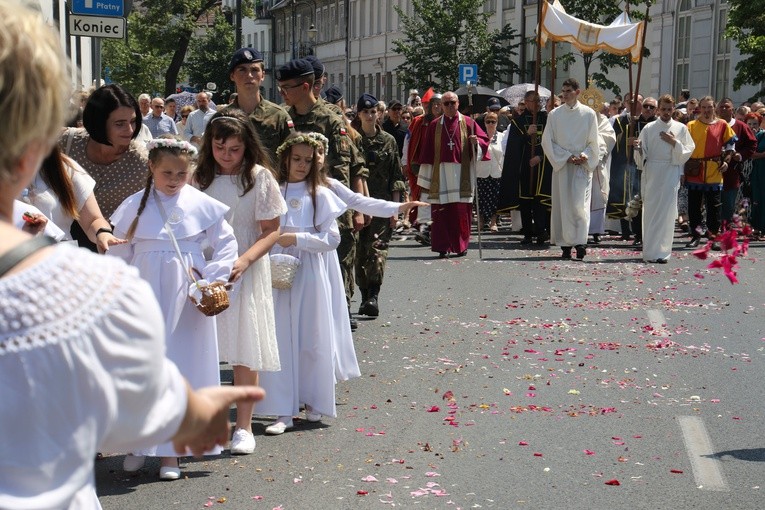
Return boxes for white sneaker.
[159,466,181,480]
[265,417,293,435]
[230,428,256,454]
[122,454,145,472]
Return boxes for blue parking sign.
[70,0,124,17]
[458,64,478,85]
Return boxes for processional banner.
[539,0,645,62]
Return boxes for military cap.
[275,59,314,81]
[325,86,343,105]
[357,93,378,112]
[304,55,325,79]
[228,48,264,74]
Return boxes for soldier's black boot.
[359,285,380,317]
[358,288,369,315]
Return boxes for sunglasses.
[643,104,656,109]
[485,120,497,124]
[181,115,188,119]
[345,112,356,119]
[442,100,457,106]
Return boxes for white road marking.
[677,416,729,491]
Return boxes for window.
[483,0,496,13]
[339,3,345,40]
[330,4,337,39]
[674,0,691,92]
[503,0,515,8]
[714,9,731,98]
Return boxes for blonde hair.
[0,0,70,179]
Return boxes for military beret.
[275,59,314,82]
[388,99,403,110]
[228,48,264,74]
[357,93,379,112]
[325,86,343,105]
[304,55,325,79]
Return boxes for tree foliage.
[103,0,253,98]
[186,14,236,97]
[725,0,765,100]
[392,0,521,91]
[544,0,650,96]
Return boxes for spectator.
[0,2,264,506]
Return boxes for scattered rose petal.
[518,441,529,446]
[605,479,621,486]
[362,475,378,482]
[533,452,543,457]
[425,471,440,477]
[426,406,440,412]
[357,490,369,496]
[670,469,684,474]
[584,449,596,456]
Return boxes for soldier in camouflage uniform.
[276,59,368,330]
[224,48,294,167]
[352,94,406,317]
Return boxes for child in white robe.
[109,138,238,480]
[195,111,286,454]
[257,133,350,434]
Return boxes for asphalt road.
[97,226,765,509]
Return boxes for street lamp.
[306,23,317,55]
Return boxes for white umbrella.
[499,83,552,107]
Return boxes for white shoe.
[230,428,256,454]
[265,417,293,435]
[122,454,145,472]
[304,405,321,422]
[159,466,181,481]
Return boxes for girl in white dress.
[195,111,286,454]
[109,138,238,480]
[257,133,350,435]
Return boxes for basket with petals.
[189,268,230,316]
[270,253,301,289]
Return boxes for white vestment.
[637,118,695,261]
[541,101,600,246]
[590,113,617,234]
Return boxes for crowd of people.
[3,1,764,506]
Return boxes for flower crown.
[146,138,198,156]
[304,132,329,154]
[275,134,324,158]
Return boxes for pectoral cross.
[447,140,455,150]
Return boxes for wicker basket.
[270,253,301,290]
[189,268,230,316]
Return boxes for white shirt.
[0,245,187,509]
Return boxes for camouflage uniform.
[225,98,294,166]
[286,100,368,307]
[355,126,405,316]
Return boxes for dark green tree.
[186,13,236,96]
[725,0,765,100]
[103,0,253,97]
[392,0,521,91]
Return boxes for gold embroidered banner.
[540,0,645,62]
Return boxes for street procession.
[3,0,765,508]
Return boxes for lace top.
[0,244,187,508]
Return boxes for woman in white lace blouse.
[0,3,263,508]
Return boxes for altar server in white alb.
[636,94,695,263]
[541,78,600,260]
[589,108,616,244]
[110,138,238,480]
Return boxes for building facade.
[244,0,760,106]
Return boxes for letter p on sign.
[458,64,478,86]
